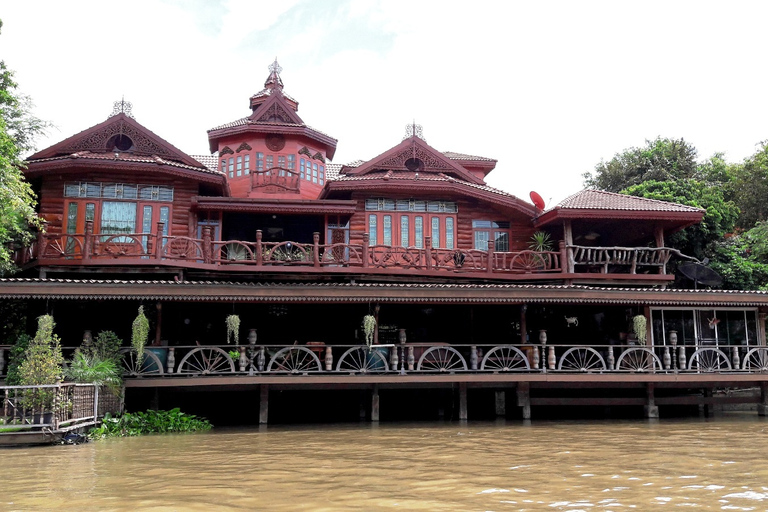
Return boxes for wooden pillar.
[563,220,574,273]
[458,383,468,420]
[517,382,531,420]
[644,306,652,347]
[758,383,768,416]
[371,385,380,422]
[373,304,380,346]
[654,224,665,247]
[154,302,163,346]
[520,305,528,343]
[702,388,714,418]
[495,390,506,417]
[644,383,659,418]
[758,311,767,347]
[150,388,160,411]
[259,385,269,424]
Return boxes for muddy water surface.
[3,415,768,511]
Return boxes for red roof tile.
[553,189,704,213]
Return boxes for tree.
[730,142,768,229]
[621,180,739,260]
[583,137,699,192]
[0,19,47,274]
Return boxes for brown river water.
[2,415,768,511]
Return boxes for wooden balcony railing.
[19,222,692,279]
[14,342,757,378]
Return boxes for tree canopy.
[0,19,47,274]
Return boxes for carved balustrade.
[30,226,694,280]
[95,342,768,379]
[251,168,300,193]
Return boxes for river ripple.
[2,415,768,511]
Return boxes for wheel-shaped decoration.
[557,347,607,372]
[336,347,389,373]
[510,251,546,273]
[176,347,235,375]
[615,347,662,372]
[481,346,531,371]
[742,347,768,372]
[417,346,467,372]
[99,235,144,257]
[267,347,322,373]
[119,348,164,376]
[688,347,731,372]
[223,242,251,261]
[165,237,200,259]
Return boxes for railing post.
[167,347,176,373]
[313,232,320,267]
[83,220,94,261]
[486,239,494,274]
[559,240,567,273]
[93,384,100,420]
[425,236,433,270]
[256,230,263,266]
[362,233,370,268]
[155,222,165,260]
[202,226,212,264]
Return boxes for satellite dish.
[530,191,545,210]
[678,262,723,289]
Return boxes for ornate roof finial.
[403,121,425,142]
[109,96,134,119]
[264,58,284,92]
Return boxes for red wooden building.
[2,61,767,422]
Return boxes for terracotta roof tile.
[553,189,704,213]
[29,151,223,176]
[192,154,220,172]
[442,151,496,162]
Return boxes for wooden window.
[473,220,510,251]
[400,216,409,247]
[368,215,377,245]
[319,165,325,185]
[228,158,234,178]
[220,159,227,174]
[266,155,274,173]
[415,216,423,248]
[446,217,454,249]
[236,156,243,177]
[312,163,318,184]
[431,217,440,248]
[383,215,392,246]
[101,201,137,236]
[300,158,306,180]
[256,152,264,171]
[287,154,296,171]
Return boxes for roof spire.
[403,121,425,142]
[109,96,134,119]
[264,58,284,92]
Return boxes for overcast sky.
[3,1,767,205]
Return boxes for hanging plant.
[226,314,240,345]
[632,315,647,344]
[362,314,376,349]
[132,306,150,365]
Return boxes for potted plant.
[226,314,240,345]
[132,306,150,365]
[362,314,376,349]
[529,231,553,252]
[633,315,647,345]
[17,315,64,422]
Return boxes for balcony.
[18,222,692,284]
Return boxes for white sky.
[3,0,767,206]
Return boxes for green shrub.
[65,352,122,396]
[89,408,212,439]
[4,333,31,386]
[83,330,123,363]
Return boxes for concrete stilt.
[259,384,269,424]
[150,388,160,411]
[644,383,659,419]
[459,383,468,420]
[371,385,380,422]
[495,390,506,417]
[517,382,531,420]
[702,388,714,418]
[359,391,367,420]
[759,383,768,417]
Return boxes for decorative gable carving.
[299,146,312,157]
[63,118,169,157]
[377,145,453,171]
[256,103,294,124]
[220,146,234,156]
[236,142,252,152]
[312,151,325,162]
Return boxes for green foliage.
[622,180,739,260]
[0,20,48,275]
[228,349,240,360]
[706,225,768,291]
[583,137,698,192]
[131,306,150,364]
[225,314,240,345]
[17,315,63,410]
[362,315,376,348]
[88,408,212,439]
[529,231,553,252]
[731,142,768,228]
[83,330,123,363]
[4,333,30,386]
[64,352,122,396]
[632,315,647,344]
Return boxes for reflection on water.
[3,414,768,511]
